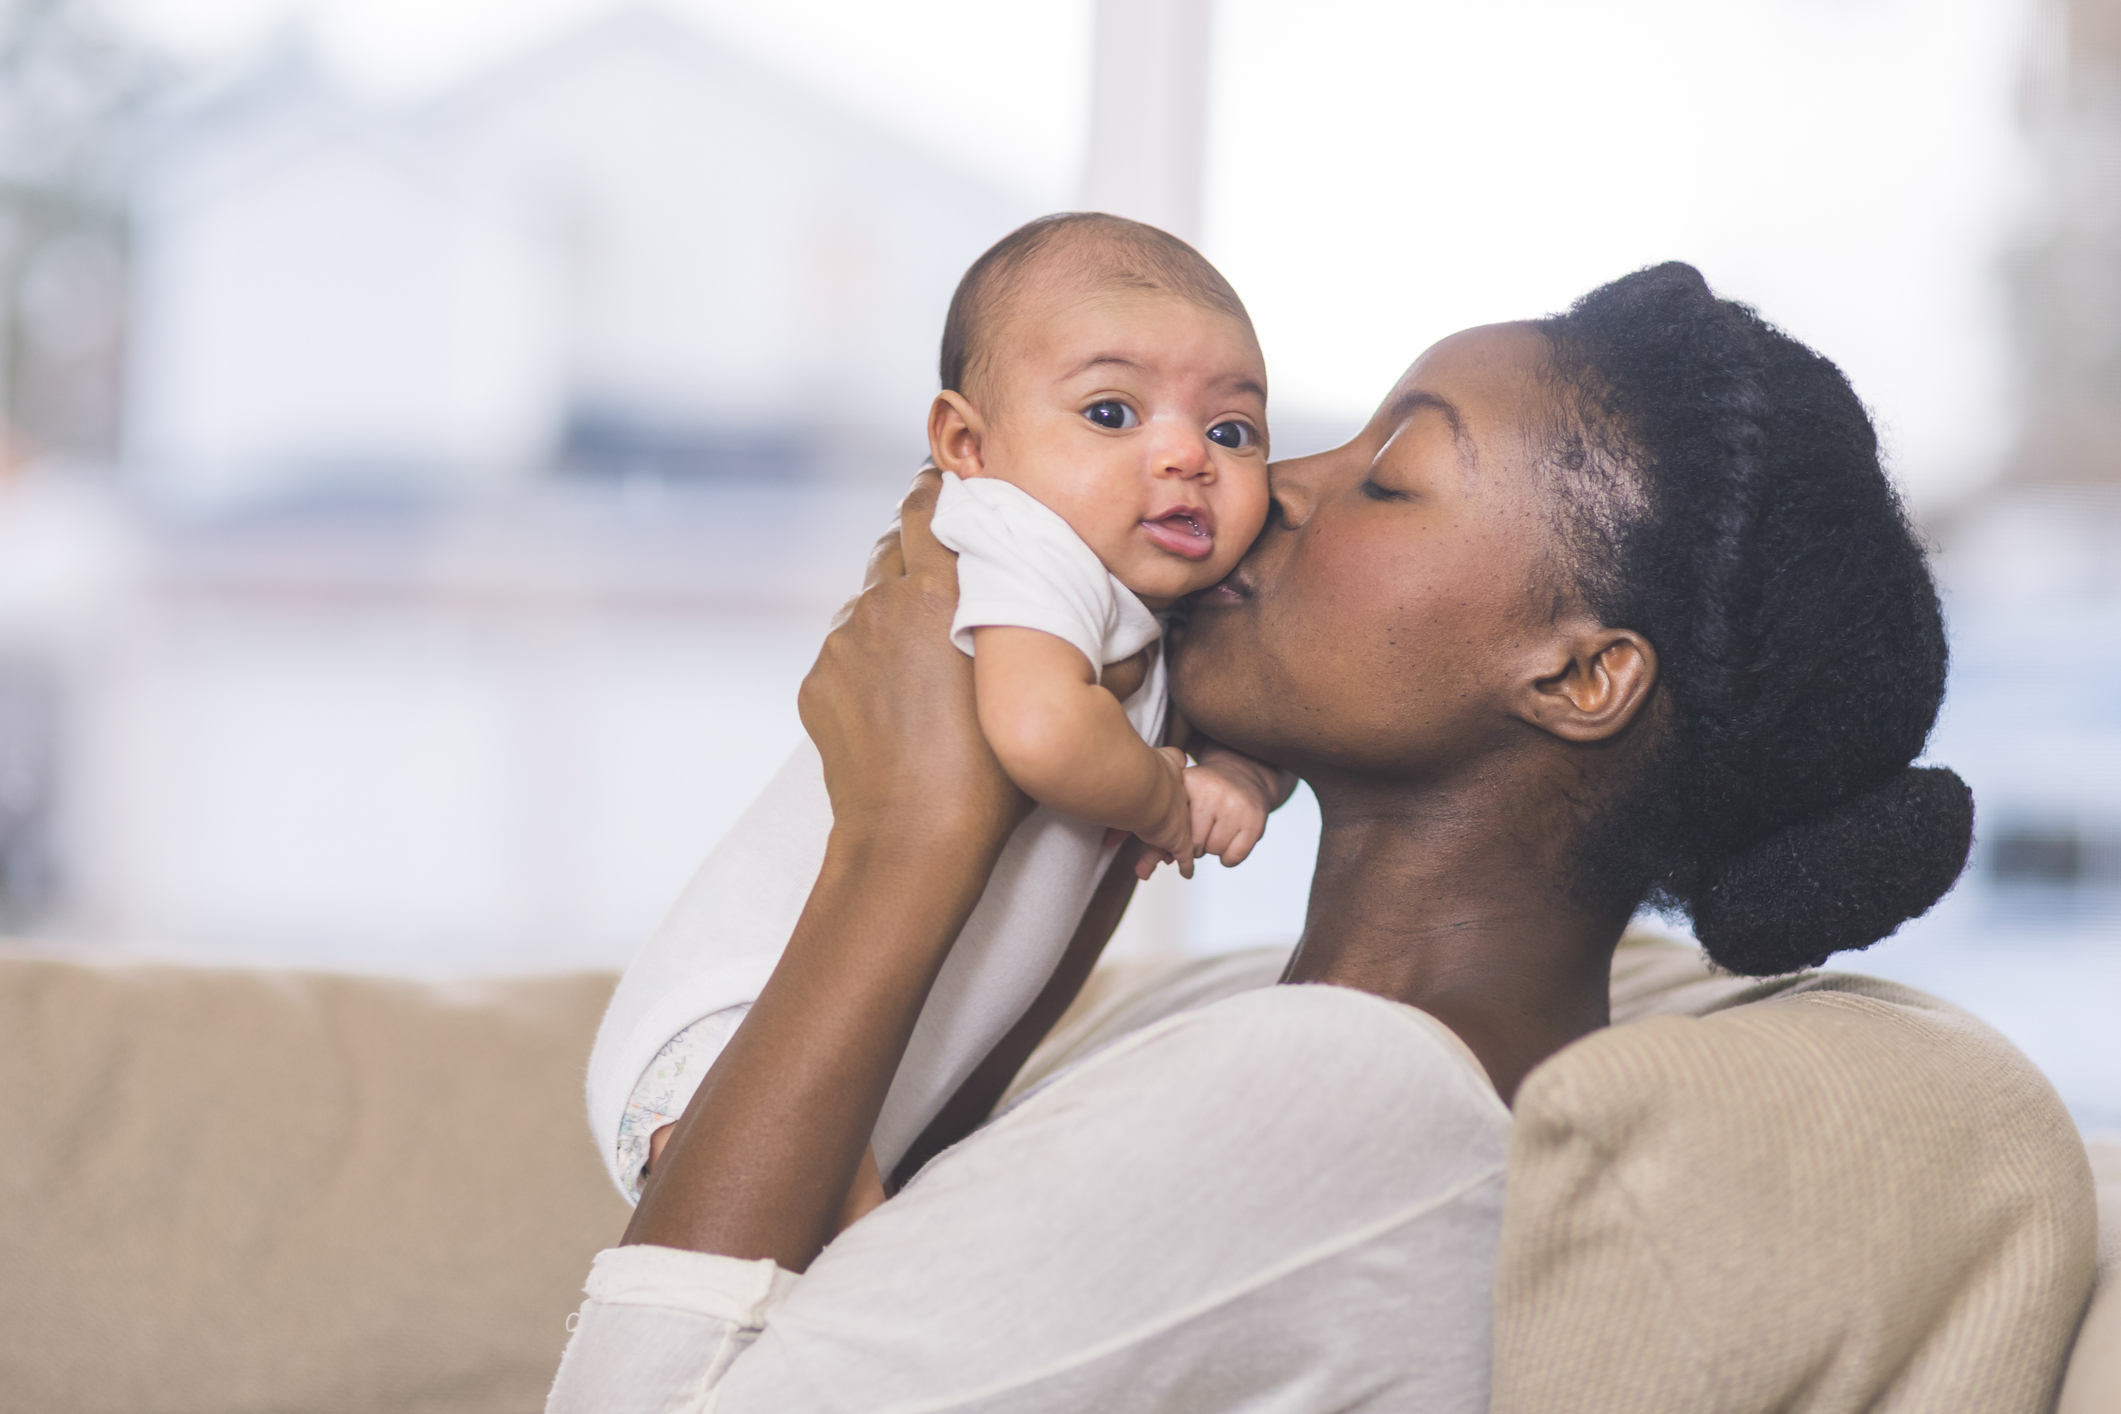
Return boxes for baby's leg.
[591,751,1130,1199]
[586,742,832,1200]
[616,1005,749,1203]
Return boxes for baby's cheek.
[1225,474,1272,545]
[1217,506,1271,575]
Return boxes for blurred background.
[0,0,2114,1123]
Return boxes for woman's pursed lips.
[1199,565,1254,603]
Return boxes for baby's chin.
[1112,556,1244,610]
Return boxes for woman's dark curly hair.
[1539,262,1974,976]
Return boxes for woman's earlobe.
[1522,628,1657,743]
[927,391,986,477]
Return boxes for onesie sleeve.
[930,472,1161,677]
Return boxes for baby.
[585,214,1293,1206]
[927,214,1289,882]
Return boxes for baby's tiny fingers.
[1219,823,1265,867]
[1194,810,1237,859]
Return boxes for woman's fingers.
[862,516,905,592]
[851,465,939,598]
[833,474,922,626]
[834,470,938,628]
[799,464,1025,852]
[833,528,903,631]
[895,468,951,581]
[1218,823,1263,867]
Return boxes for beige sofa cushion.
[2058,1141,2121,1413]
[0,952,630,1414]
[1493,957,2098,1413]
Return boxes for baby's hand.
[1184,760,1273,868]
[1134,746,1293,879]
[1131,752,1285,881]
[1134,745,1197,879]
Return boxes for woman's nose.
[1265,455,1322,529]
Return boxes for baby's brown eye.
[1085,401,1138,430]
[1207,421,1255,450]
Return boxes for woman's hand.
[803,470,1030,852]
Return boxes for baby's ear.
[928,391,986,476]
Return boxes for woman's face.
[1170,322,1571,780]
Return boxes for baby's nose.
[1153,430,1215,479]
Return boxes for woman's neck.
[1284,769,1627,1105]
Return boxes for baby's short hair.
[939,213,1256,404]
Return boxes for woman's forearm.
[622,813,1008,1270]
[620,467,1020,1273]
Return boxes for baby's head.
[928,214,1270,610]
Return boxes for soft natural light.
[113,0,2022,507]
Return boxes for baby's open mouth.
[1142,510,1215,561]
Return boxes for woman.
[546,263,1974,1411]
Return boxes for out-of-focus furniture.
[0,955,630,1414]
[2061,1142,2121,1413]
[1493,941,2100,1413]
[0,934,2108,1413]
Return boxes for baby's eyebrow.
[1064,354,1147,379]
[1062,356,1267,408]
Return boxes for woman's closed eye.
[1084,399,1139,430]
[1207,420,1259,451]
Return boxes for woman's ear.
[1515,624,1657,743]
[927,391,987,477]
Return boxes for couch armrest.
[1494,969,2096,1414]
[2058,1141,2121,1413]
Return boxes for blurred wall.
[124,8,1026,511]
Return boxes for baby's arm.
[972,626,1195,872]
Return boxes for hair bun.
[1691,766,1975,976]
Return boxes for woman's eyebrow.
[1388,389,1463,436]
[1387,389,1474,466]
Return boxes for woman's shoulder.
[1139,981,1499,1100]
[995,979,1510,1175]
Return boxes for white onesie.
[585,472,1167,1198]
